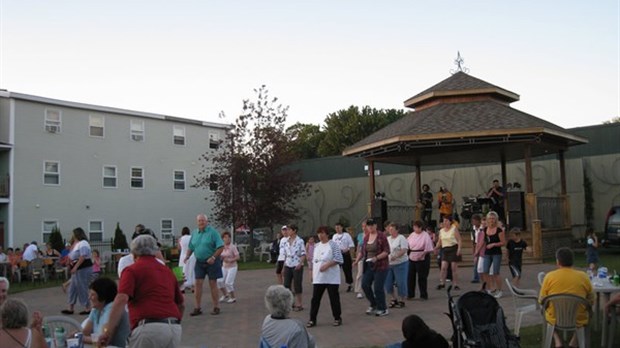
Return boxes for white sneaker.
[219,295,228,302]
[365,307,376,315]
[356,293,364,299]
[494,290,503,299]
[375,309,389,317]
[226,297,236,303]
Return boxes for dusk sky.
[1,1,618,129]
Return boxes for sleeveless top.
[484,227,503,255]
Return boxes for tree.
[49,226,64,253]
[603,116,620,124]
[112,222,129,251]
[318,106,407,156]
[195,85,311,236]
[286,122,325,159]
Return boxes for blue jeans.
[362,262,388,311]
[385,261,408,298]
[472,255,480,281]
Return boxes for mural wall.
[292,153,619,238]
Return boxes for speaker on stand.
[372,198,388,231]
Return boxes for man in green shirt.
[184,214,224,316]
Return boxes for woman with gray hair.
[260,285,315,348]
[0,298,46,348]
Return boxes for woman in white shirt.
[306,226,344,327]
[179,226,196,292]
[385,222,409,308]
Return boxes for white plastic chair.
[540,293,592,348]
[504,278,539,336]
[254,243,272,262]
[537,271,546,286]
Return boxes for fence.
[537,196,564,229]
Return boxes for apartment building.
[0,91,230,248]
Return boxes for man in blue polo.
[184,214,224,316]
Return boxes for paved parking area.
[15,263,555,347]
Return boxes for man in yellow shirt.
[539,247,594,348]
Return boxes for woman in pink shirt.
[406,221,435,300]
[217,231,240,303]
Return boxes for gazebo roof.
[343,72,588,166]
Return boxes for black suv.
[604,206,620,246]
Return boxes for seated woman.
[385,314,449,348]
[82,277,130,347]
[260,284,315,348]
[0,298,46,348]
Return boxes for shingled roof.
[343,72,587,166]
[404,71,519,108]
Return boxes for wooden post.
[368,160,375,216]
[415,163,422,222]
[559,150,567,195]
[531,219,542,261]
[524,145,533,194]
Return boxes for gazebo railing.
[537,196,564,229]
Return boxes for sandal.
[189,308,203,316]
[332,319,342,326]
[397,301,405,308]
[210,307,220,315]
[292,305,304,312]
[306,321,316,328]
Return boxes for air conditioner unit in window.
[45,125,59,133]
[131,134,144,141]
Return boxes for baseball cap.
[281,225,288,230]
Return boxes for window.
[174,170,185,190]
[130,120,145,142]
[209,174,218,191]
[42,220,58,243]
[209,132,221,149]
[131,167,144,189]
[43,161,60,185]
[161,219,173,241]
[173,125,185,145]
[89,115,105,137]
[89,220,103,242]
[45,109,61,133]
[103,166,117,188]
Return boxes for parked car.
[603,206,620,246]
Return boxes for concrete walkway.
[14,262,556,348]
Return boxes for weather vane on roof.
[450,51,469,74]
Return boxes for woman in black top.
[482,211,506,298]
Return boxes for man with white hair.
[184,214,224,316]
[0,276,9,306]
[100,235,184,348]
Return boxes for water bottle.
[42,325,53,348]
[54,327,66,348]
[613,270,620,287]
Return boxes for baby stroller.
[446,286,520,348]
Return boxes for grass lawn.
[7,260,275,295]
[520,246,620,348]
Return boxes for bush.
[49,226,64,253]
[112,222,129,251]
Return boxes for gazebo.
[343,71,588,260]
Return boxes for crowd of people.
[1,190,618,348]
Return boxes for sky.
[0,1,618,130]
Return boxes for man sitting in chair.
[539,247,594,348]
